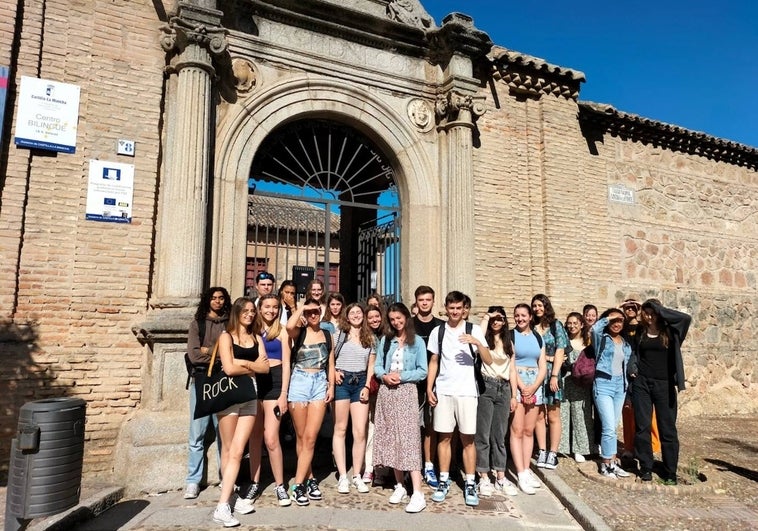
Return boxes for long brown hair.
[565,311,590,346]
[227,297,257,344]
[384,302,417,345]
[338,303,375,348]
[638,299,671,349]
[485,306,513,358]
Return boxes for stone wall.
[0,1,165,478]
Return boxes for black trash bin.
[5,398,86,527]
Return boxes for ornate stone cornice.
[435,89,486,125]
[491,47,585,101]
[160,1,229,73]
[246,0,429,57]
[579,102,758,170]
[427,13,493,66]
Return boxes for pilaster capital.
[435,90,486,125]
[160,2,228,72]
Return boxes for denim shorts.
[334,370,367,403]
[288,368,327,403]
[516,367,544,406]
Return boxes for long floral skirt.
[373,382,422,472]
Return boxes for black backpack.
[184,317,206,390]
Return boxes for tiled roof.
[490,46,585,100]
[579,102,758,170]
[248,195,340,234]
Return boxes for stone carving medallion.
[407,99,434,132]
[231,58,257,94]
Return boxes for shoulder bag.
[193,340,258,419]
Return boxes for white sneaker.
[389,483,407,504]
[183,483,199,499]
[497,478,519,496]
[600,463,618,479]
[517,473,536,495]
[352,475,369,493]
[612,462,630,478]
[527,470,542,488]
[478,478,495,497]
[405,491,426,513]
[212,503,240,527]
[337,475,350,494]
[574,453,586,463]
[234,497,255,515]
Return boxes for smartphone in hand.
[274,405,282,419]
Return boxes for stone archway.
[212,76,441,301]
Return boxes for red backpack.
[571,335,604,388]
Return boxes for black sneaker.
[543,451,559,470]
[306,478,322,500]
[290,483,309,506]
[639,470,653,482]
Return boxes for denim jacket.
[374,336,428,384]
[591,317,633,386]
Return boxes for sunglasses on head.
[256,272,274,281]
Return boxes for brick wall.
[473,79,758,414]
[0,0,165,479]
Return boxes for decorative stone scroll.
[386,0,436,30]
[160,14,229,74]
[435,90,486,125]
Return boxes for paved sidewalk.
[74,472,583,530]
[3,471,585,531]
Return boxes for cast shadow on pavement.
[704,458,758,483]
[72,500,150,530]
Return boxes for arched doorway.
[247,119,400,303]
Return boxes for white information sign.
[14,76,81,153]
[86,160,134,223]
[608,184,635,205]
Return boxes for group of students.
[184,275,690,527]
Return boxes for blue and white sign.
[14,76,81,153]
[86,160,134,223]
[0,66,9,151]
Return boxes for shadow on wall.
[0,321,68,485]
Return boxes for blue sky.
[426,0,758,148]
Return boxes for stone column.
[436,89,485,296]
[153,2,228,312]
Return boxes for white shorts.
[433,394,478,435]
[217,399,257,417]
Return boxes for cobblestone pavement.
[549,415,758,530]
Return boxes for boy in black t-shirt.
[411,285,444,488]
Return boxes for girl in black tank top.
[212,297,269,526]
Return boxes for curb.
[27,486,125,531]
[532,464,612,531]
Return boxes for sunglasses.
[256,272,274,281]
[303,309,321,316]
[490,317,505,323]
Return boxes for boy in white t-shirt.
[426,291,491,507]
